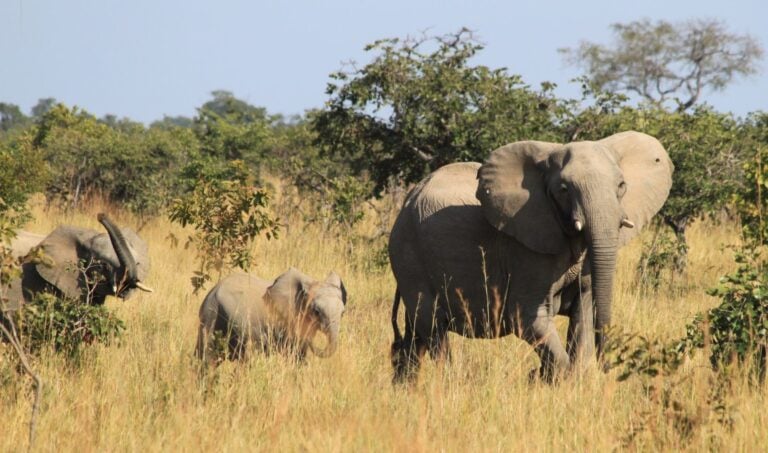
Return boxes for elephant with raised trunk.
[389,131,673,382]
[196,268,347,362]
[2,213,153,313]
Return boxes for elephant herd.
[2,131,673,383]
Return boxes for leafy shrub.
[15,293,126,357]
[702,247,767,379]
[168,161,280,292]
[636,225,689,290]
[735,112,768,245]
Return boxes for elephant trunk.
[309,319,340,358]
[584,209,620,360]
[97,213,138,284]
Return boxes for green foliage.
[611,248,768,381]
[168,161,280,292]
[313,28,564,193]
[0,135,48,232]
[735,112,768,245]
[607,246,766,446]
[33,104,133,209]
[282,155,371,230]
[33,104,197,217]
[637,225,689,290]
[704,248,768,378]
[193,98,273,163]
[0,102,29,132]
[15,293,126,358]
[267,113,373,231]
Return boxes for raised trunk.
[586,217,619,359]
[97,213,137,283]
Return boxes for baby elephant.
[196,268,347,362]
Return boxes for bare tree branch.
[0,318,42,451]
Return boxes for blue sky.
[1,0,766,123]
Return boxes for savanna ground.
[2,195,766,452]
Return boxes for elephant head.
[265,268,347,357]
[33,213,153,304]
[476,131,673,354]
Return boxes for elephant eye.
[618,181,627,196]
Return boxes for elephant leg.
[195,325,208,361]
[391,314,429,384]
[227,333,247,361]
[428,328,451,364]
[566,274,595,371]
[392,288,437,384]
[517,301,570,382]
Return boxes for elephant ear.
[476,141,566,255]
[599,131,674,246]
[35,227,96,300]
[266,268,313,313]
[325,271,347,305]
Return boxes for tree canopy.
[560,19,764,111]
[312,28,565,193]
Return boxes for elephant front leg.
[517,301,570,382]
[565,273,595,371]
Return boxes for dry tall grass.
[2,197,765,452]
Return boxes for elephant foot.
[391,340,422,385]
[528,365,568,385]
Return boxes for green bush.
[169,161,280,292]
[313,28,564,194]
[702,248,767,378]
[15,293,126,358]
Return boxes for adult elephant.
[389,131,673,382]
[2,213,153,314]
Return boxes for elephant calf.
[196,268,347,362]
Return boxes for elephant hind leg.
[195,325,208,361]
[391,315,429,384]
[428,329,451,363]
[227,332,249,361]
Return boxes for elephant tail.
[391,289,403,343]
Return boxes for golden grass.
[2,197,765,452]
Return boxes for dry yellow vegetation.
[2,198,766,452]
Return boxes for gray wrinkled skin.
[389,131,673,383]
[196,268,347,362]
[2,215,152,314]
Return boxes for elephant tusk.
[135,282,154,293]
[620,218,635,229]
[574,220,583,232]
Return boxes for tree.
[0,103,28,132]
[560,19,764,111]
[313,28,565,194]
[31,97,56,119]
[193,91,274,163]
[150,115,194,129]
